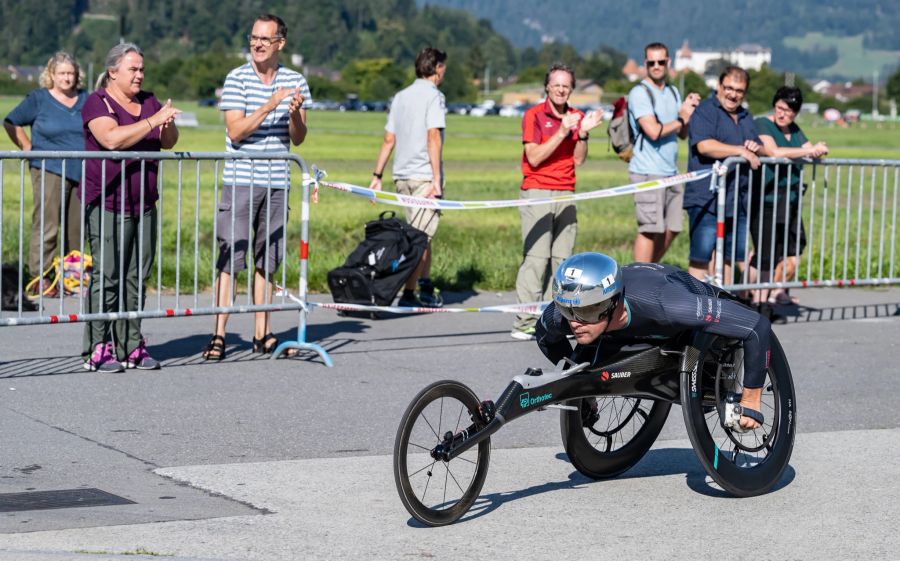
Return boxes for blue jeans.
[686,204,747,264]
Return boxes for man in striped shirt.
[203,13,311,360]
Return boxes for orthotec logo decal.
[519,392,552,409]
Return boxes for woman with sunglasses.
[535,252,773,431]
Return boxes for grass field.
[1,95,898,293]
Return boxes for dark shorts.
[748,204,807,271]
[215,185,288,275]
[686,204,747,264]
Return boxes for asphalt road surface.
[1,287,898,560]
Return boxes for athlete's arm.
[662,283,771,389]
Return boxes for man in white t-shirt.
[203,13,311,360]
[627,42,700,263]
[370,47,447,307]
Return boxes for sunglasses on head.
[556,295,619,324]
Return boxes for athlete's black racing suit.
[535,263,771,389]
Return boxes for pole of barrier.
[713,161,726,287]
[271,160,334,367]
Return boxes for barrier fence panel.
[713,157,900,293]
[0,150,331,366]
[6,151,897,367]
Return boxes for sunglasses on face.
[556,296,619,324]
[646,60,668,67]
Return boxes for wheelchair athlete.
[535,252,770,431]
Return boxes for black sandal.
[252,333,300,357]
[202,335,226,361]
[252,333,279,354]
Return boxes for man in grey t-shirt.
[370,47,447,307]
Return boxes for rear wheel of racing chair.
[393,380,491,526]
[560,396,671,479]
[681,334,796,496]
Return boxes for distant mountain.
[418,0,900,79]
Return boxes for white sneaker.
[510,327,536,341]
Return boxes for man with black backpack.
[627,42,700,263]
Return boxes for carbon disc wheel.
[560,396,671,479]
[681,335,796,496]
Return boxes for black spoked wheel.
[560,396,671,479]
[681,334,796,496]
[393,380,490,526]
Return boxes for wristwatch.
[372,171,383,179]
[578,132,589,141]
[677,117,686,128]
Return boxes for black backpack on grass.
[327,211,428,314]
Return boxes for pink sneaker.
[123,339,160,370]
[84,342,124,373]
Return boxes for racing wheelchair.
[393,330,795,526]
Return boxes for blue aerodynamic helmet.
[552,252,623,323]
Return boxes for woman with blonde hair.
[4,51,88,296]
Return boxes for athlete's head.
[552,252,623,344]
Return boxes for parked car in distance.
[362,100,389,112]
[498,103,527,118]
[469,100,500,117]
[309,99,341,111]
[446,102,473,115]
[197,98,218,107]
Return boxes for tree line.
[1,0,897,110]
[431,0,900,76]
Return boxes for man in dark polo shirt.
[684,65,762,282]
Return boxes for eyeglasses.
[774,104,797,115]
[722,85,747,96]
[557,296,619,324]
[247,34,283,46]
[646,59,668,67]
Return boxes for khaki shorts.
[630,172,684,234]
[395,178,442,240]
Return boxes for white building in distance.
[674,40,772,75]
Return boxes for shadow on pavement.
[771,301,899,324]
[0,324,365,376]
[405,447,796,527]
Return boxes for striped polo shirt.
[220,63,312,189]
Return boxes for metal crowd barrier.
[713,157,900,293]
[0,150,332,366]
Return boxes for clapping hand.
[680,93,701,121]
[579,109,604,133]
[560,111,582,134]
[154,99,181,129]
[287,87,305,115]
[268,87,297,112]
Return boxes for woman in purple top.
[4,52,88,295]
[80,42,180,373]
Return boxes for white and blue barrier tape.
[319,169,713,210]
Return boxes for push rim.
[683,336,795,496]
